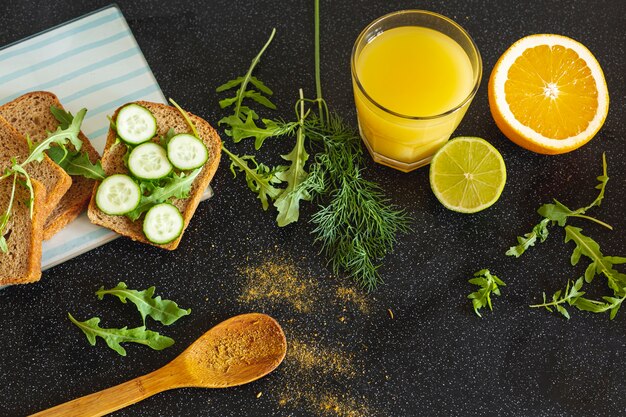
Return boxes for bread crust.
[87,101,221,250]
[0,177,46,286]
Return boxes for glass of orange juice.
[351,10,482,172]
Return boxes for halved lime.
[429,137,506,213]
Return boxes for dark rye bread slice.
[0,115,71,222]
[0,177,46,285]
[87,101,221,250]
[0,91,100,239]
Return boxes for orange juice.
[352,12,481,172]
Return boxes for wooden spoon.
[31,313,287,417]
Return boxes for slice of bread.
[87,101,221,250]
[0,114,71,224]
[0,176,47,285]
[0,91,100,239]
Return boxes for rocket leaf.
[467,269,506,317]
[274,118,310,227]
[506,218,550,257]
[68,313,174,356]
[222,146,284,210]
[96,282,191,326]
[22,108,86,165]
[46,146,105,180]
[126,168,201,221]
[564,226,626,291]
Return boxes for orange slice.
[488,34,609,154]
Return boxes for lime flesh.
[429,137,506,213]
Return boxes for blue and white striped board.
[0,5,212,270]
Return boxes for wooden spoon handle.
[29,366,184,417]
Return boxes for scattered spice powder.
[336,286,370,314]
[239,259,318,313]
[317,393,367,417]
[238,255,375,416]
[288,339,356,378]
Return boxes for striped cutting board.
[0,5,212,271]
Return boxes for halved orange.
[488,34,609,154]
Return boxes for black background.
[1,1,625,416]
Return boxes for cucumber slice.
[143,203,184,244]
[167,134,209,170]
[116,104,157,145]
[128,142,173,180]
[96,174,141,215]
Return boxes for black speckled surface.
[1,1,625,416]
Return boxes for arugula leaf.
[126,168,202,221]
[530,277,626,320]
[530,226,626,320]
[530,277,585,319]
[96,282,190,326]
[216,28,277,144]
[68,313,174,356]
[506,218,550,257]
[467,269,506,317]
[274,122,310,227]
[222,146,284,210]
[537,200,575,226]
[22,108,86,165]
[564,226,626,291]
[228,113,297,149]
[507,154,611,257]
[574,293,626,320]
[158,128,177,147]
[47,146,105,180]
[50,105,74,129]
[217,75,273,95]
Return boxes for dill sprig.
[304,113,411,290]
[311,173,410,290]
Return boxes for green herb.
[230,113,297,149]
[530,277,626,320]
[158,128,177,147]
[530,227,626,319]
[68,313,174,356]
[46,146,105,180]
[22,108,86,165]
[467,269,506,317]
[215,1,410,289]
[507,153,610,257]
[565,226,626,290]
[530,277,585,319]
[273,90,311,226]
[96,282,191,326]
[169,98,199,138]
[126,168,201,221]
[0,108,87,253]
[48,105,105,180]
[222,146,284,210]
[216,28,279,149]
[506,218,550,258]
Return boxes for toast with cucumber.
[0,91,101,239]
[87,101,221,250]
